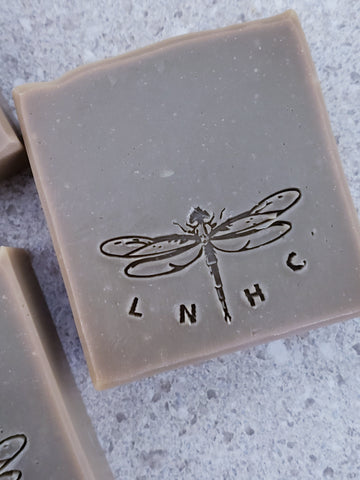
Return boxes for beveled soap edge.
[13,10,360,389]
[13,10,298,94]
[97,306,360,390]
[0,246,113,477]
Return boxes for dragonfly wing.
[100,233,203,277]
[211,188,301,237]
[125,245,203,278]
[0,471,22,480]
[251,188,301,215]
[100,236,153,257]
[212,220,292,252]
[100,234,198,258]
[0,435,26,473]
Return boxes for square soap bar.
[13,11,360,389]
[0,105,25,178]
[0,247,113,478]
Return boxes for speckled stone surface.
[0,1,359,479]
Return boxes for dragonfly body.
[184,207,232,323]
[100,188,301,324]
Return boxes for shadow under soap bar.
[0,247,112,478]
[0,106,26,179]
[13,11,360,389]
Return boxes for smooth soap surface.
[0,105,25,179]
[13,11,360,389]
[0,247,112,478]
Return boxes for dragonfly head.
[188,207,211,226]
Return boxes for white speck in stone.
[64,183,70,189]
[13,78,25,87]
[160,169,174,178]
[267,340,289,365]
[19,17,32,32]
[133,170,140,174]
[177,407,188,420]
[319,342,333,359]
[173,112,178,117]
[56,118,60,123]
[36,68,44,80]
[254,68,258,73]
[82,49,96,63]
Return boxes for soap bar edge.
[12,10,299,97]
[0,246,113,478]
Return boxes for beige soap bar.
[0,105,25,178]
[13,11,360,389]
[0,247,113,478]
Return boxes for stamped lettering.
[179,304,197,325]
[128,297,143,318]
[243,283,266,307]
[286,251,307,271]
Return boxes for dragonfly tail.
[204,243,232,324]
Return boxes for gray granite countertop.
[0,1,359,479]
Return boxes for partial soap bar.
[0,247,113,478]
[13,11,360,389]
[0,105,26,178]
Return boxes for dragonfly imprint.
[100,188,301,324]
[0,434,27,479]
